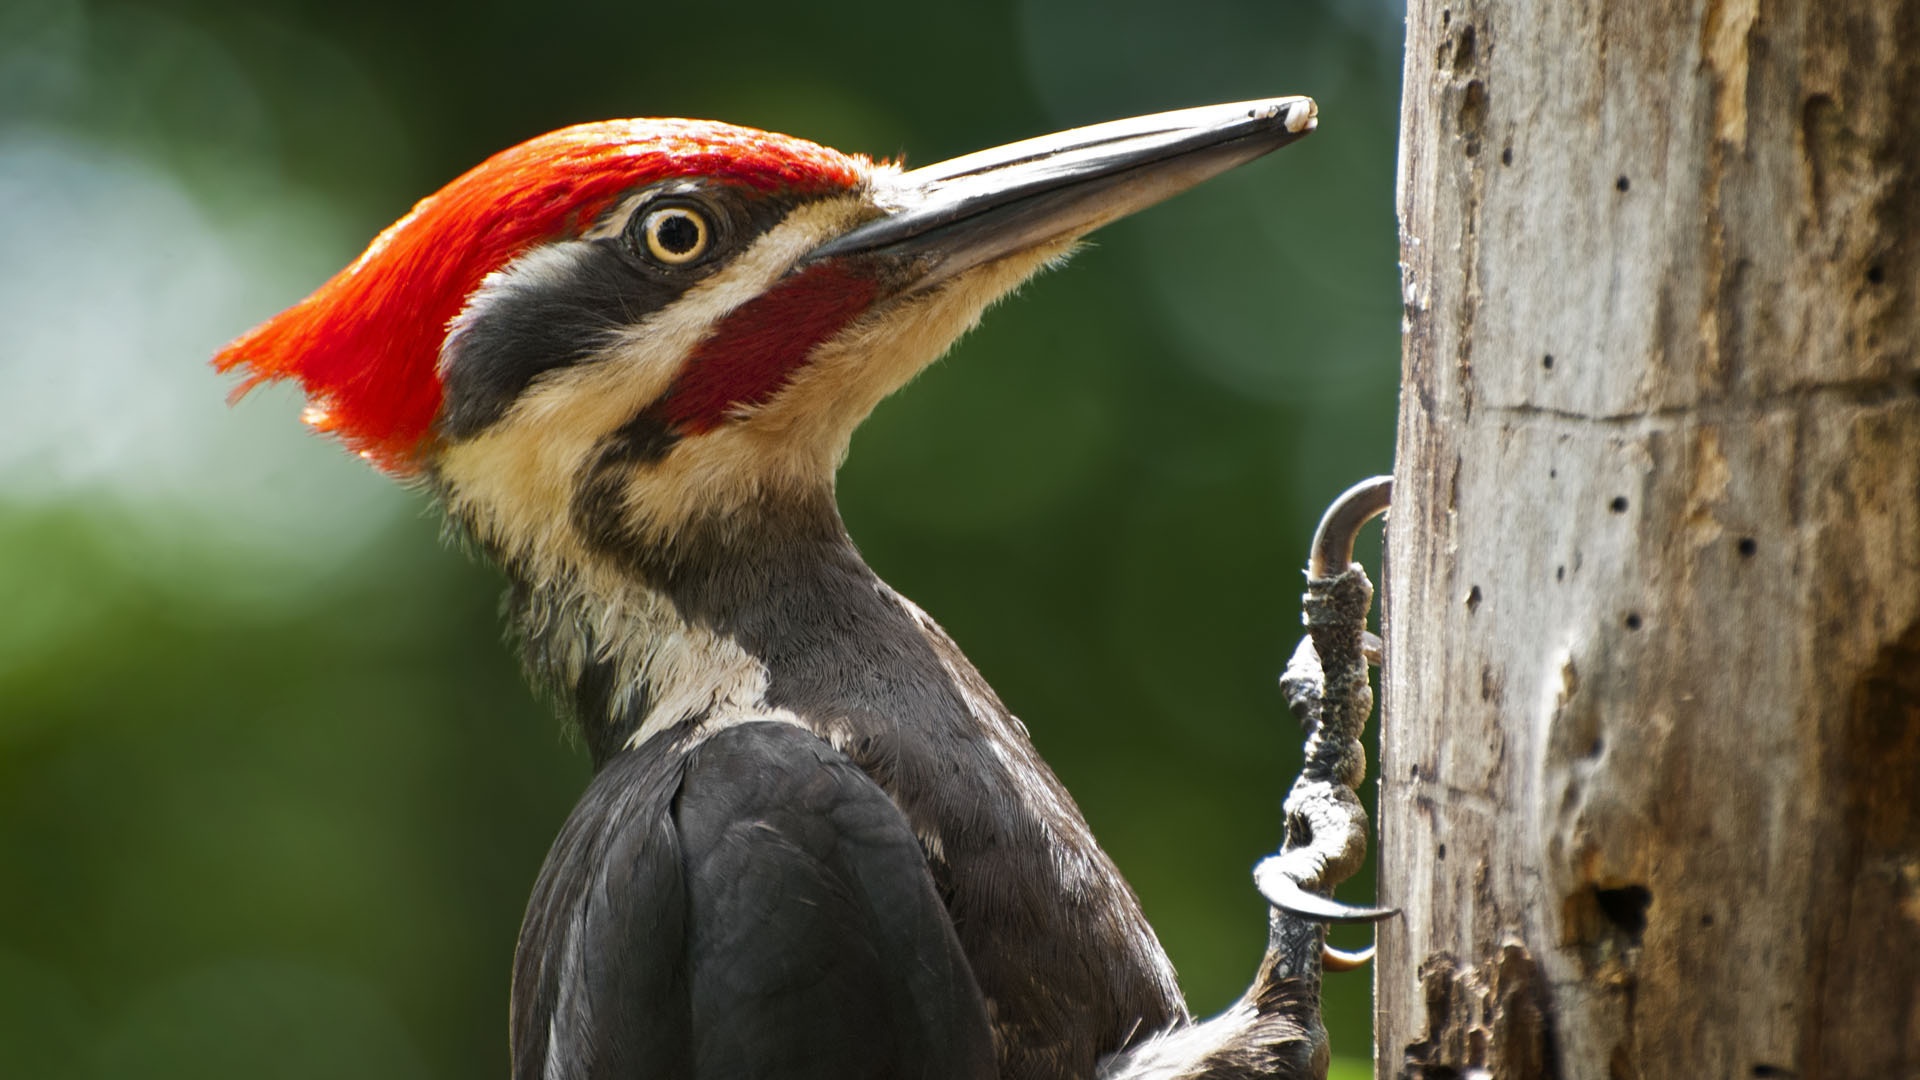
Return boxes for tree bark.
[1380,1,1920,1077]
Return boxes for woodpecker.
[216,98,1333,1080]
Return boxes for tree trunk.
[1379,1,1920,1077]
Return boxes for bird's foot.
[1263,477,1396,943]
[1321,943,1376,972]
[1256,857,1397,924]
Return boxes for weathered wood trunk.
[1379,1,1920,1076]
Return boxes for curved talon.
[1321,943,1376,972]
[1308,476,1392,579]
[1256,864,1400,925]
[1360,631,1383,666]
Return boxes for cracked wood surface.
[1380,1,1920,1077]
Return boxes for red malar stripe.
[661,264,880,433]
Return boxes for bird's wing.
[512,719,997,1080]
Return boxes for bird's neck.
[502,486,936,768]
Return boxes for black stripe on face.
[567,403,683,573]
[436,184,802,442]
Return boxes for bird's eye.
[638,206,712,265]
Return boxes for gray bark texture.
[1380,1,1920,1077]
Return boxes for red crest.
[213,119,869,474]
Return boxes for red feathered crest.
[213,119,869,475]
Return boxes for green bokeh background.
[0,0,1403,1075]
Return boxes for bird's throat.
[503,488,879,766]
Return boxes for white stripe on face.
[435,195,873,579]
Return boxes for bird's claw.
[1321,943,1376,972]
[1361,631,1383,667]
[1308,476,1392,580]
[1256,862,1398,924]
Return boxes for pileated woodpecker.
[215,99,1345,1079]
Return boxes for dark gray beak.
[803,97,1317,289]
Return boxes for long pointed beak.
[804,97,1317,289]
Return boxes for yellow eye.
[641,206,711,265]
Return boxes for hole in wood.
[1459,80,1488,156]
[1501,145,1513,166]
[1594,884,1651,940]
[1450,25,1477,72]
[1615,175,1631,192]
[1541,353,1554,370]
[1610,496,1629,513]
[1465,585,1482,612]
[1866,264,1886,285]
[1738,537,1758,557]
[1624,613,1643,631]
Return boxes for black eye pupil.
[656,214,701,254]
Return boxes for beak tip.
[808,96,1321,276]
[1283,97,1320,136]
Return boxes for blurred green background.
[0,0,1403,1075]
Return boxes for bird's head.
[215,100,1315,581]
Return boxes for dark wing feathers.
[512,720,996,1080]
[513,742,693,1079]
